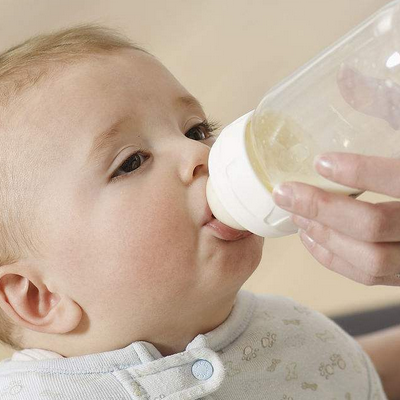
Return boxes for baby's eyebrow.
[86,117,129,168]
[85,95,205,168]
[177,95,204,114]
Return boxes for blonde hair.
[0,23,150,350]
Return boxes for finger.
[293,218,400,277]
[298,230,385,286]
[314,152,400,199]
[378,273,400,287]
[273,182,400,242]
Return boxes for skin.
[0,48,264,357]
[272,152,400,398]
[272,153,400,286]
[356,326,400,400]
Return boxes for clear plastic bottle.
[206,0,400,238]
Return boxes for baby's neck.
[149,305,233,357]
[19,291,237,358]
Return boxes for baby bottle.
[206,0,400,238]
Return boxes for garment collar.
[1,290,256,374]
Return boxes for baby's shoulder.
[247,291,351,342]
[253,291,328,318]
[251,291,319,319]
[219,291,386,398]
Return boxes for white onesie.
[0,290,387,399]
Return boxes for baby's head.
[0,24,264,357]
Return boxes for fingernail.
[272,184,293,208]
[314,156,335,178]
[299,230,315,248]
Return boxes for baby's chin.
[218,234,264,287]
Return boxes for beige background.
[1,0,400,360]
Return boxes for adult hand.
[272,152,400,286]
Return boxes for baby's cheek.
[110,215,193,279]
[92,189,199,294]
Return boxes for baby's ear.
[0,267,82,334]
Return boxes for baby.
[0,23,387,399]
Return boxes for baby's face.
[22,49,264,352]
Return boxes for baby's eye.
[111,152,148,181]
[185,120,220,141]
[111,119,220,182]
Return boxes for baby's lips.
[205,217,253,241]
[202,203,214,226]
